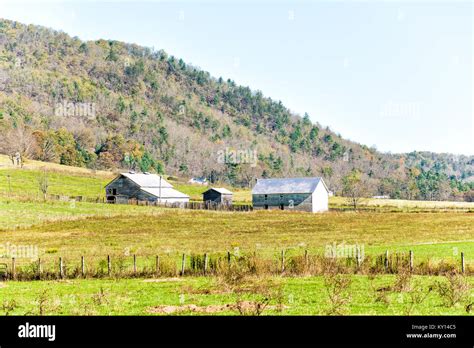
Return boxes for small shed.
[202,187,233,205]
[105,172,189,204]
[252,177,329,213]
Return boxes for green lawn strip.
[0,276,473,315]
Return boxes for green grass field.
[0,155,112,198]
[0,157,473,316]
[0,275,472,315]
[0,164,473,267]
[0,199,473,271]
[0,197,165,230]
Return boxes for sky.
[0,0,472,155]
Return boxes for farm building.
[252,177,329,213]
[202,188,233,205]
[105,172,189,204]
[188,177,208,185]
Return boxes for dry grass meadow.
[0,157,473,315]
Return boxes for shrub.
[435,271,471,307]
[323,272,352,315]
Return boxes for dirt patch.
[147,301,288,314]
[143,278,183,283]
[147,304,233,314]
[179,284,231,295]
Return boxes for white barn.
[252,177,329,213]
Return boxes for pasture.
[0,198,473,272]
[0,275,472,315]
[0,157,473,316]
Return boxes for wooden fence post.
[11,257,16,280]
[180,254,186,276]
[281,249,285,273]
[155,255,160,277]
[204,253,208,275]
[81,256,85,277]
[356,246,361,269]
[59,257,64,279]
[304,249,309,269]
[37,258,42,279]
[461,252,465,274]
[133,255,137,275]
[107,255,111,276]
[384,250,389,271]
[409,250,414,272]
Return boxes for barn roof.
[252,177,328,195]
[120,172,173,188]
[141,187,190,199]
[204,187,233,195]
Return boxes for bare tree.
[239,164,260,188]
[0,125,35,167]
[342,170,369,210]
[37,168,49,201]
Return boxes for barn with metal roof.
[252,177,329,212]
[105,172,189,204]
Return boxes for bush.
[435,271,471,307]
[323,271,352,315]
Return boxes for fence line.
[0,192,105,203]
[2,192,253,211]
[0,249,470,282]
[125,199,253,212]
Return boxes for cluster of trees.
[1,122,164,174]
[346,167,474,204]
[0,19,472,201]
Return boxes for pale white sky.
[0,0,473,155]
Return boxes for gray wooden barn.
[202,187,233,205]
[252,177,329,213]
[105,172,189,204]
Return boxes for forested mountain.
[0,19,472,201]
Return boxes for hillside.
[0,19,472,201]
